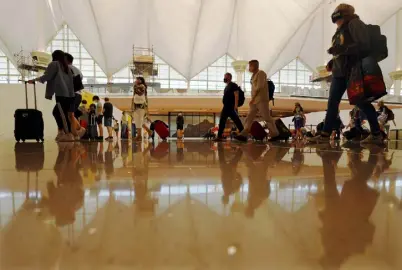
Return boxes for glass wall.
[0,50,20,83]
[46,25,108,84]
[0,25,317,93]
[169,113,215,137]
[270,58,318,92]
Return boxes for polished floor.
[1,139,402,269]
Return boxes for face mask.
[223,78,228,83]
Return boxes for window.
[270,58,318,93]
[47,25,107,83]
[0,50,20,83]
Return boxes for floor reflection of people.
[132,143,156,214]
[243,145,273,218]
[41,143,84,226]
[217,143,243,206]
[104,141,116,180]
[318,146,380,269]
[291,145,304,175]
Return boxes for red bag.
[347,59,387,105]
[154,121,169,140]
[250,121,267,141]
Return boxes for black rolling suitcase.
[15,142,44,172]
[275,119,291,140]
[14,81,44,142]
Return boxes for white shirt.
[70,65,84,94]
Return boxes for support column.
[390,9,402,96]
[231,60,248,89]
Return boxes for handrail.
[85,85,402,104]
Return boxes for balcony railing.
[86,83,402,104]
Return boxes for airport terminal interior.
[3,0,402,269]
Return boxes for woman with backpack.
[29,50,76,142]
[308,3,384,145]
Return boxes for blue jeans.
[323,77,380,135]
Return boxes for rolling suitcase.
[86,114,98,140]
[250,121,267,141]
[14,142,44,172]
[275,119,291,140]
[14,81,44,142]
[154,121,169,140]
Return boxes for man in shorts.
[93,96,104,141]
[103,97,114,141]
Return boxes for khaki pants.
[242,101,279,137]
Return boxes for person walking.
[28,50,75,142]
[103,97,114,141]
[214,73,244,142]
[235,60,280,142]
[92,96,104,141]
[176,113,184,140]
[308,3,383,144]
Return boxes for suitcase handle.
[19,80,37,110]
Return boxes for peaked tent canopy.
[0,0,401,80]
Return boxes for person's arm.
[35,61,58,83]
[252,71,267,102]
[234,89,239,110]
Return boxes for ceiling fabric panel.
[0,0,401,79]
[0,0,62,60]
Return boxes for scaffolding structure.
[130,45,158,92]
[14,49,50,81]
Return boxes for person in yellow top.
[235,60,279,142]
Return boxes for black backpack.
[71,68,84,91]
[268,80,275,104]
[386,106,395,121]
[237,86,245,107]
[366,24,388,62]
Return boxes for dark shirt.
[176,116,184,126]
[222,82,239,108]
[103,102,113,118]
[331,17,370,78]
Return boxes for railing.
[86,84,402,104]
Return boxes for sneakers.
[307,134,330,143]
[234,135,248,142]
[55,131,65,141]
[77,127,86,138]
[106,136,114,141]
[360,134,384,145]
[58,133,75,142]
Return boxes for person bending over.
[29,50,75,142]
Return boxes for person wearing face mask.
[308,3,383,145]
[213,73,244,142]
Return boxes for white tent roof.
[0,0,401,79]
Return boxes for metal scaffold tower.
[14,49,51,81]
[130,45,158,92]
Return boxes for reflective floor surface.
[1,139,402,269]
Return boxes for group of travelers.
[33,3,395,146]
[28,49,118,142]
[212,3,395,146]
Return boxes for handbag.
[346,57,387,105]
[133,94,146,104]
